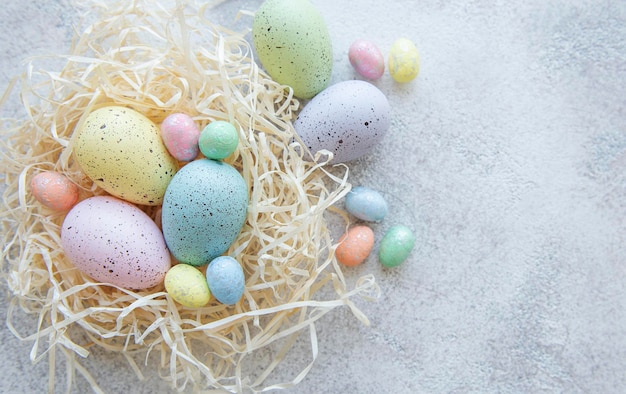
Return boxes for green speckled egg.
[252,0,332,99]
[74,106,178,205]
[378,225,416,268]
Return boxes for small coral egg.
[349,39,385,80]
[388,38,420,83]
[165,264,211,308]
[335,225,375,267]
[30,171,79,211]
[199,121,239,160]
[160,113,200,161]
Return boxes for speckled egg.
[379,225,416,268]
[388,38,420,83]
[165,264,211,308]
[294,80,391,163]
[30,171,79,211]
[60,196,171,289]
[73,106,178,206]
[252,0,332,99]
[335,225,375,267]
[349,39,385,80]
[345,186,388,222]
[160,113,200,162]
[206,256,245,305]
[161,159,248,266]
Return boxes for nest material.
[0,1,379,392]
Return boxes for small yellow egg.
[388,38,420,83]
[164,264,211,308]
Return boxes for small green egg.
[199,121,239,160]
[164,264,211,308]
[378,225,416,268]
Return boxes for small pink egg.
[30,171,79,211]
[160,113,200,161]
[335,225,375,267]
[348,40,385,80]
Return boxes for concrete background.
[2,0,626,392]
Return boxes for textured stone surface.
[2,0,626,392]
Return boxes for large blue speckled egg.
[161,159,248,266]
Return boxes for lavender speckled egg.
[74,106,178,206]
[161,159,248,266]
[160,113,200,162]
[60,196,171,289]
[206,256,245,305]
[294,80,391,164]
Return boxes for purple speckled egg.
[61,196,171,289]
[349,39,385,80]
[160,113,200,162]
[294,80,391,164]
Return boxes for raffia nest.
[0,1,379,392]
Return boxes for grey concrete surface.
[2,0,626,393]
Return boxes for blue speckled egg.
[345,186,388,222]
[161,159,248,266]
[206,256,245,305]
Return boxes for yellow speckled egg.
[73,106,178,205]
[165,264,211,308]
[388,38,420,83]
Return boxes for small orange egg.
[335,225,375,267]
[30,171,79,211]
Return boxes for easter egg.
[252,0,332,99]
[162,159,248,266]
[73,106,178,206]
[379,225,416,268]
[349,39,385,80]
[165,264,211,308]
[160,113,200,162]
[294,80,390,163]
[335,225,375,267]
[345,186,388,222]
[388,38,420,83]
[30,171,79,211]
[60,196,171,289]
[206,256,245,305]
[199,121,239,160]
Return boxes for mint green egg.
[379,225,416,268]
[199,121,239,160]
[252,0,333,99]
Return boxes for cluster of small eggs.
[349,38,420,83]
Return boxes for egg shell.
[252,0,332,99]
[345,186,388,222]
[379,225,416,268]
[388,38,420,83]
[335,225,375,267]
[30,171,79,211]
[206,256,245,305]
[162,159,248,266]
[165,264,211,308]
[199,121,239,160]
[294,80,391,164]
[61,196,171,289]
[349,39,385,80]
[160,113,200,162]
[74,106,178,206]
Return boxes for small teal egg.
[206,256,245,305]
[161,159,248,266]
[379,225,415,268]
[199,121,239,160]
[345,186,388,222]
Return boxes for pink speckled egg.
[348,39,385,80]
[30,171,79,211]
[160,113,200,162]
[61,196,171,289]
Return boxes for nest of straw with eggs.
[0,1,379,391]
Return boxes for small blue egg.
[206,256,245,305]
[345,186,388,222]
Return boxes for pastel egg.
[335,225,375,267]
[61,196,171,289]
[206,256,245,305]
[30,171,79,211]
[165,264,211,308]
[294,80,391,164]
[160,113,200,162]
[73,106,178,205]
[345,186,388,222]
[198,121,239,160]
[349,39,385,80]
[379,225,416,268]
[388,38,420,83]
[252,0,332,99]
[162,159,248,266]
